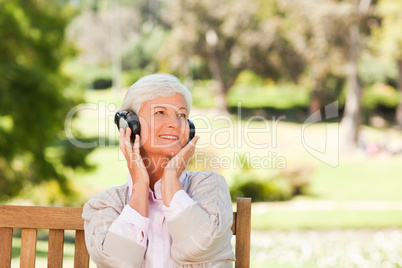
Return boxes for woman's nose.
[165,114,181,128]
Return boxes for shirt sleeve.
[166,172,235,264]
[82,186,148,268]
[108,205,150,248]
[162,189,196,222]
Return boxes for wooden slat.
[0,227,13,268]
[48,229,64,268]
[0,205,84,230]
[74,230,89,268]
[20,228,37,268]
[235,198,251,268]
[231,212,236,235]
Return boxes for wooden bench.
[0,198,251,268]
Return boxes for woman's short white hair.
[120,74,192,114]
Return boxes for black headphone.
[114,110,196,145]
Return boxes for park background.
[1,0,402,267]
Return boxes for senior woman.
[82,74,235,268]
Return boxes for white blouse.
[108,172,195,267]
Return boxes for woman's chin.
[150,144,181,158]
[143,139,186,158]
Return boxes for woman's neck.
[141,151,170,192]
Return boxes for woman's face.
[138,94,189,158]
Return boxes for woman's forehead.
[141,94,187,110]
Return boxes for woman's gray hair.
[120,73,192,114]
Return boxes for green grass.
[311,157,402,201]
[84,89,124,106]
[74,146,127,197]
[252,210,402,230]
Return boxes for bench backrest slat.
[20,228,37,267]
[74,230,90,268]
[234,198,252,268]
[0,206,84,230]
[0,227,13,268]
[48,229,64,268]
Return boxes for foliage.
[229,155,313,202]
[121,69,149,88]
[279,0,358,114]
[363,83,400,109]
[67,7,142,65]
[369,0,402,127]
[64,60,114,90]
[359,56,398,86]
[66,0,168,89]
[230,172,313,202]
[228,83,310,110]
[159,0,305,111]
[122,24,168,72]
[370,0,402,60]
[189,80,217,108]
[0,0,93,203]
[230,175,293,202]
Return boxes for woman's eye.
[155,110,164,115]
[178,113,187,118]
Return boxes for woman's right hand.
[119,128,150,217]
[119,128,149,187]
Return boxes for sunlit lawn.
[311,156,402,201]
[252,210,402,230]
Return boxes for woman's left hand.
[161,136,199,206]
[164,136,199,177]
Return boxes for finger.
[133,134,140,150]
[124,127,133,149]
[119,128,127,155]
[184,136,200,154]
[175,136,199,160]
[132,134,141,160]
[128,135,141,169]
[172,137,199,171]
[188,135,200,147]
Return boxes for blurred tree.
[281,0,377,149]
[67,0,168,88]
[279,0,354,115]
[159,0,305,113]
[370,0,402,128]
[67,7,142,66]
[0,0,93,203]
[77,0,162,25]
[341,0,377,150]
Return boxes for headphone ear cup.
[115,110,141,145]
[124,111,140,144]
[187,119,195,143]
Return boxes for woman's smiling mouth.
[159,135,179,140]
